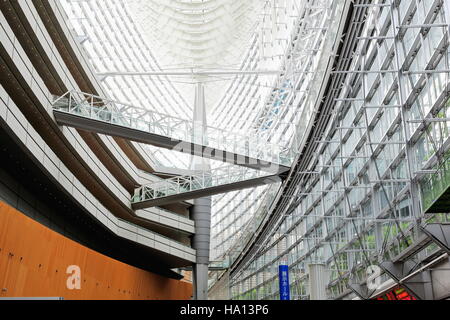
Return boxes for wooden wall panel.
[0,201,192,300]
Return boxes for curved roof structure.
[61,0,341,265]
[127,0,262,67]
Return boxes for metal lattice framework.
[61,0,192,169]
[227,0,450,301]
[210,0,341,267]
[59,0,450,300]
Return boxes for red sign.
[375,287,416,300]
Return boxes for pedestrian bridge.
[53,91,293,173]
[52,91,292,208]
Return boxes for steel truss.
[228,0,450,301]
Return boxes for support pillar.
[308,264,328,300]
[190,81,212,300]
[192,197,212,300]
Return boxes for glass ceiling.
[61,0,340,264]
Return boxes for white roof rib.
[127,0,259,65]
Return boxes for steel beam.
[97,70,282,77]
[53,110,290,173]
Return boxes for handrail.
[132,165,281,205]
[52,91,296,168]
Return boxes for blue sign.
[278,265,290,300]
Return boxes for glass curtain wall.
[229,0,450,300]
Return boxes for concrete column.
[308,264,328,300]
[192,197,212,300]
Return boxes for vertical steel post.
[191,82,212,300]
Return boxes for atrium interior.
[0,0,449,300]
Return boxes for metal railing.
[52,91,296,167]
[132,165,280,205]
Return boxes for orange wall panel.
[0,201,192,300]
